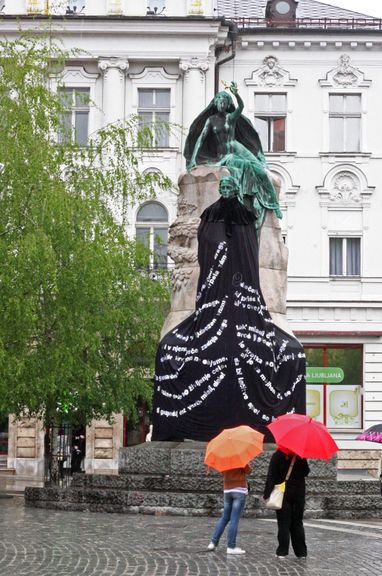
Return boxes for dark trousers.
[275,494,307,557]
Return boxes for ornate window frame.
[51,66,99,141]
[320,55,371,155]
[317,165,374,278]
[245,57,297,154]
[129,67,179,149]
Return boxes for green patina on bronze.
[184,82,282,230]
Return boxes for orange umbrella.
[204,425,264,472]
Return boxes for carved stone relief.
[330,172,361,203]
[245,56,297,87]
[319,54,371,88]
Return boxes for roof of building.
[216,0,372,20]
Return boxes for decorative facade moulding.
[98,58,130,75]
[251,40,376,50]
[129,67,179,83]
[179,57,209,74]
[267,163,300,207]
[58,66,99,84]
[244,56,297,88]
[319,54,371,88]
[51,66,99,91]
[316,165,374,207]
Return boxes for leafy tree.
[0,35,171,426]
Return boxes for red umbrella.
[267,414,339,460]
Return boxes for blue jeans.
[211,491,247,549]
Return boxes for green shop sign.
[306,367,344,384]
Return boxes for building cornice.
[294,330,382,336]
[0,15,228,40]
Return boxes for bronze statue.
[184,82,282,230]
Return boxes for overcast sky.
[317,0,382,18]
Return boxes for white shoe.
[227,547,246,555]
[207,542,216,551]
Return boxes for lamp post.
[44,0,49,15]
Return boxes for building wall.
[220,33,382,449]
[1,10,382,475]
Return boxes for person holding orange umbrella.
[204,425,264,555]
[264,414,338,559]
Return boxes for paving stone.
[1,497,381,575]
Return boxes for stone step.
[71,472,381,496]
[24,483,382,519]
[23,443,382,519]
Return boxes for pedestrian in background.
[207,464,251,555]
[264,447,310,558]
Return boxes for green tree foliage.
[0,35,171,426]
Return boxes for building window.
[254,93,287,152]
[329,94,361,152]
[136,202,168,269]
[138,88,170,147]
[305,345,363,429]
[147,0,166,15]
[57,87,90,146]
[329,237,360,277]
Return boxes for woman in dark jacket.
[263,447,310,558]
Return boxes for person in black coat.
[263,447,310,558]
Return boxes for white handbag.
[265,481,285,510]
[265,455,296,510]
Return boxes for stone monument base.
[25,442,382,519]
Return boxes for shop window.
[254,93,286,152]
[305,345,363,429]
[136,201,168,269]
[329,237,360,277]
[138,88,170,147]
[57,87,90,146]
[329,94,361,152]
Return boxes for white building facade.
[0,0,381,478]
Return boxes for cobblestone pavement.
[0,498,381,576]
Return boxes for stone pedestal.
[85,414,124,475]
[162,166,292,337]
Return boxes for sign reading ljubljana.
[306,367,344,384]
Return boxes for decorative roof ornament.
[108,0,123,15]
[188,0,204,15]
[319,54,372,88]
[245,56,297,87]
[27,0,42,13]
